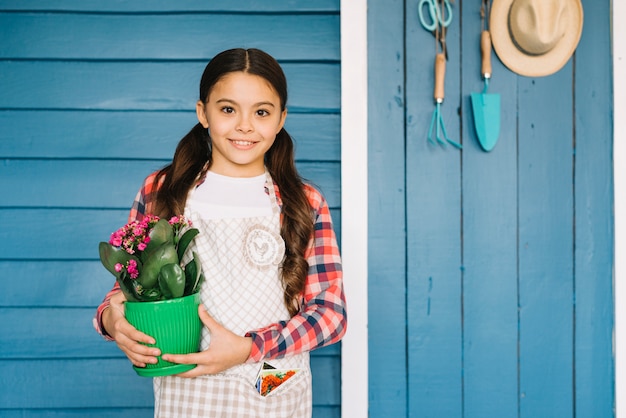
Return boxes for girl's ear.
[196,100,209,128]
[277,108,287,134]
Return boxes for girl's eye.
[256,109,269,117]
[221,106,234,114]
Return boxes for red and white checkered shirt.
[93,171,347,362]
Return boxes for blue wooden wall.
[368,0,614,417]
[0,1,341,416]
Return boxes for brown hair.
[154,48,312,316]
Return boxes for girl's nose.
[236,116,253,133]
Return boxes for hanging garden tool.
[470,0,500,151]
[419,0,462,149]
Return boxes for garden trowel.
[471,30,500,152]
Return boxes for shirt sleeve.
[245,185,348,361]
[92,172,159,339]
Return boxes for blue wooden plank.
[0,408,338,418]
[0,0,340,12]
[518,72,574,417]
[0,309,339,363]
[459,3,519,417]
[0,208,342,260]
[0,408,153,418]
[0,160,341,209]
[0,160,163,208]
[573,0,615,416]
[366,0,407,416]
[0,61,340,113]
[0,261,119,307]
[311,355,341,406]
[0,405,338,417]
[0,357,339,408]
[311,406,340,418]
[0,111,340,161]
[405,0,463,416]
[0,359,154,409]
[0,13,339,61]
[0,308,123,358]
[0,304,338,359]
[0,208,129,260]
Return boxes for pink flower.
[114,263,123,273]
[127,259,139,279]
[109,231,123,247]
[137,242,147,251]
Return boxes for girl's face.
[196,71,287,177]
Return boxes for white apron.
[153,172,312,418]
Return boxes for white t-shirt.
[186,171,273,220]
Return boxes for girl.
[94,48,347,417]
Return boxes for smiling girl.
[94,48,347,417]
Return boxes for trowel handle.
[434,52,446,102]
[481,30,492,79]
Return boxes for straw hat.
[489,0,583,77]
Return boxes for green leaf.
[184,257,197,295]
[99,242,136,277]
[177,228,199,261]
[138,243,179,289]
[117,273,140,302]
[184,251,205,295]
[193,273,205,295]
[158,263,186,299]
[143,219,174,258]
[138,286,163,302]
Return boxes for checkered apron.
[153,172,312,417]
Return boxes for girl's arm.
[245,187,347,361]
[93,172,159,339]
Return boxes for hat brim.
[489,0,583,77]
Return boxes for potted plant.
[99,215,205,377]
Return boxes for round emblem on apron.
[244,225,285,268]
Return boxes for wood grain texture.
[0,356,339,408]
[0,308,341,360]
[0,61,340,112]
[405,0,463,415]
[0,160,340,209]
[366,0,408,416]
[0,207,341,260]
[459,2,520,417]
[0,111,340,161]
[518,72,574,417]
[0,0,340,12]
[0,13,339,61]
[0,408,153,418]
[573,0,615,416]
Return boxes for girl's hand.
[102,292,161,368]
[161,305,253,378]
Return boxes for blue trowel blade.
[471,92,501,152]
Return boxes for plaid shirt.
[93,171,347,362]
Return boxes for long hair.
[154,48,312,316]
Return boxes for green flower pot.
[124,292,202,377]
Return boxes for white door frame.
[340,0,369,417]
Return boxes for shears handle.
[418,0,453,31]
